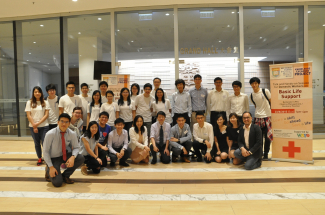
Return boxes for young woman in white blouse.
[80,121,102,175]
[100,90,119,130]
[130,83,140,101]
[87,90,102,128]
[117,88,135,136]
[25,86,50,166]
[129,115,150,164]
[151,88,172,125]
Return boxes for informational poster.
[102,74,130,101]
[270,62,313,163]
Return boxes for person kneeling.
[108,118,132,167]
[130,115,150,164]
[170,115,192,163]
[150,111,171,164]
[80,121,102,175]
[43,113,85,187]
[234,111,262,170]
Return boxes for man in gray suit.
[234,111,263,170]
[170,115,192,163]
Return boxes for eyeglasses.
[243,117,251,120]
[59,120,69,124]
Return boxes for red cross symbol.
[283,141,301,158]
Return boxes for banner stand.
[271,158,314,164]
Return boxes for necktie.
[159,125,163,145]
[60,132,67,161]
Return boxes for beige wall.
[1,0,324,21]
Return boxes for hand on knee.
[221,153,228,160]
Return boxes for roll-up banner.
[102,74,130,101]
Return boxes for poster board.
[101,74,130,101]
[269,62,313,163]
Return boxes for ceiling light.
[286,46,290,49]
[219,41,221,42]
[98,18,102,20]
[227,25,230,27]
[308,11,311,13]
[323,24,325,26]
[27,60,29,61]
[165,13,170,16]
[261,7,276,17]
[72,0,77,1]
[29,53,31,54]
[49,69,51,70]
[40,25,44,27]
[260,37,263,39]
[74,65,76,66]
[263,38,267,42]
[140,48,142,49]
[33,42,36,43]
[232,12,235,14]
[200,10,214,18]
[139,13,152,21]
[131,41,134,42]
[78,32,81,34]
[117,29,120,31]
[48,63,50,64]
[39,61,40,62]
[249,47,252,49]
[283,26,288,31]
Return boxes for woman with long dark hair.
[80,121,102,175]
[100,90,119,130]
[87,90,102,128]
[151,88,172,125]
[130,83,140,101]
[227,113,241,165]
[117,88,135,135]
[212,114,229,163]
[129,115,150,164]
[25,86,50,165]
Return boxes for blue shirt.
[171,91,192,117]
[189,86,208,111]
[98,123,111,146]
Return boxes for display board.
[101,74,130,101]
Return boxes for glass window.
[178,8,240,93]
[308,6,325,134]
[243,6,304,115]
[16,18,61,136]
[116,10,175,97]
[67,14,111,95]
[0,22,17,136]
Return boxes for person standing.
[150,77,167,99]
[151,88,172,125]
[25,86,50,166]
[234,111,263,170]
[43,113,85,187]
[171,79,192,126]
[227,81,249,124]
[87,90,102,128]
[79,83,92,133]
[100,90,119,130]
[99,81,108,103]
[189,74,208,132]
[207,77,229,128]
[249,77,272,160]
[130,83,140,101]
[45,84,59,130]
[59,81,82,117]
[117,88,135,136]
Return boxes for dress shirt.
[150,121,171,145]
[189,86,208,111]
[244,124,251,149]
[193,122,214,153]
[227,93,250,117]
[171,91,192,117]
[207,89,229,116]
[169,123,192,149]
[43,127,80,167]
[107,129,129,154]
[129,126,148,150]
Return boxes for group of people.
[25,75,272,187]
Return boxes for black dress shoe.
[197,157,203,162]
[172,156,178,162]
[63,176,74,184]
[151,159,157,164]
[119,161,129,167]
[263,155,269,161]
[110,162,116,167]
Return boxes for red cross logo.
[283,141,301,158]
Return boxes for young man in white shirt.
[207,77,229,128]
[79,83,92,133]
[45,84,59,130]
[99,81,108,103]
[59,81,82,117]
[192,111,214,163]
[227,81,249,124]
[249,77,273,160]
[135,83,155,139]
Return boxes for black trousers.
[261,125,271,156]
[150,144,170,164]
[46,153,85,187]
[108,147,132,163]
[171,140,193,157]
[210,111,227,128]
[98,148,108,167]
[192,141,212,163]
[124,121,133,140]
[84,155,101,174]
[173,113,190,126]
[49,124,57,131]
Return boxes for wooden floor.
[0,140,324,215]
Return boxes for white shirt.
[79,95,92,126]
[151,100,172,124]
[207,89,229,115]
[131,95,138,102]
[134,94,155,123]
[129,126,148,150]
[100,102,119,126]
[58,94,82,117]
[87,103,101,122]
[150,89,167,99]
[118,100,136,122]
[250,88,271,118]
[79,135,98,156]
[227,93,250,117]
[101,95,108,103]
[193,122,214,153]
[25,100,50,127]
[47,96,59,125]
[244,124,251,149]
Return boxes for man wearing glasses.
[234,111,263,170]
[59,81,82,117]
[43,113,85,187]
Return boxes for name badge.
[184,130,188,134]
[222,130,226,134]
[237,130,240,133]
[201,94,205,98]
